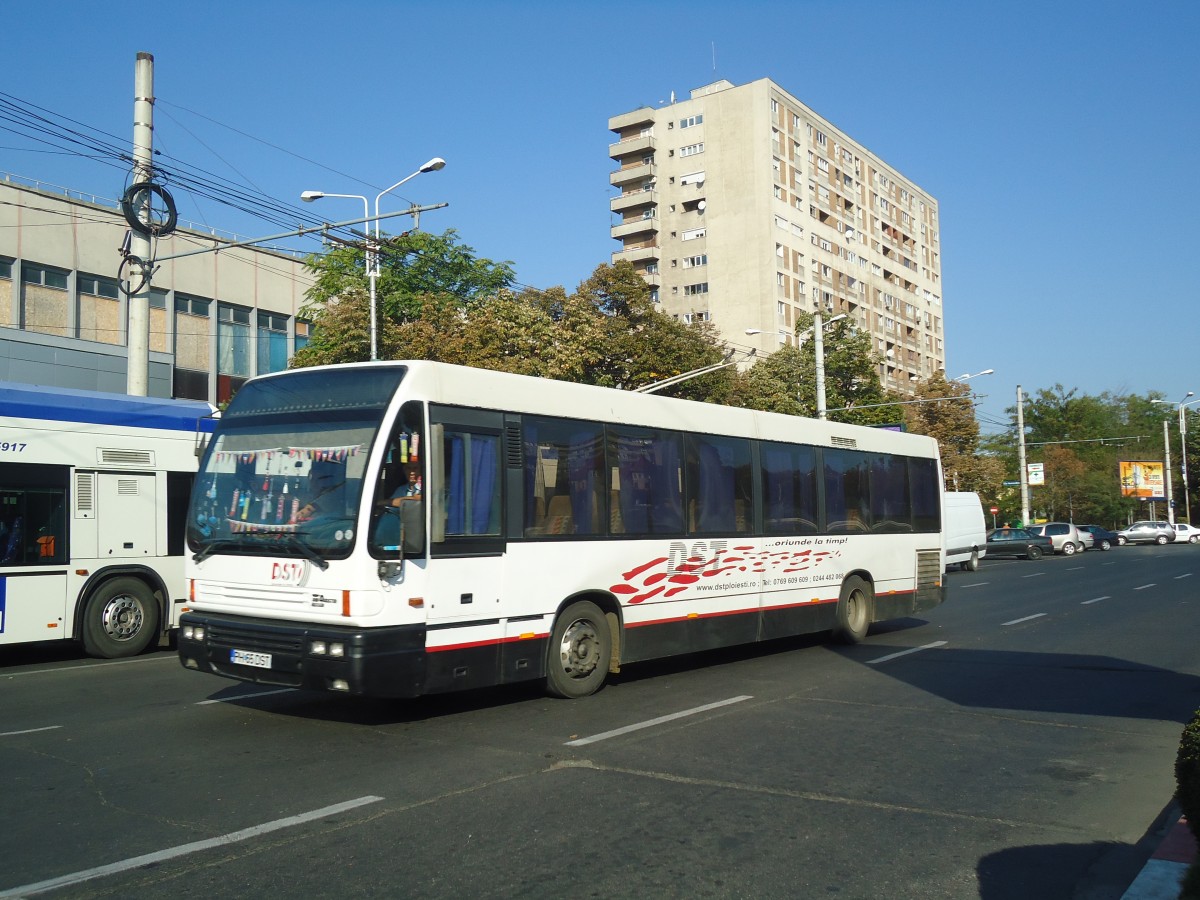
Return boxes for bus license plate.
[230,649,272,669]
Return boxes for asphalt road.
[2,543,1198,899]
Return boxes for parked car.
[1076,528,1094,551]
[1172,523,1200,544]
[1077,525,1119,551]
[986,527,1054,560]
[1117,521,1176,545]
[1027,522,1085,555]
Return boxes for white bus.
[0,382,214,657]
[178,361,946,698]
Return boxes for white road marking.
[564,695,753,747]
[1022,572,1046,578]
[0,655,173,678]
[0,796,384,898]
[1002,613,1047,626]
[1067,566,1084,571]
[196,688,295,706]
[866,641,947,665]
[1176,573,1193,580]
[0,725,62,737]
[1081,596,1110,605]
[960,582,989,588]
[1133,584,1156,591]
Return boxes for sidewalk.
[1122,815,1196,899]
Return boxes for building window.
[78,273,121,345]
[295,320,311,352]
[148,288,169,353]
[679,114,703,129]
[681,228,706,241]
[679,143,704,158]
[683,283,708,296]
[21,262,69,337]
[0,258,11,330]
[174,294,211,398]
[682,255,707,269]
[257,311,289,375]
[815,130,827,147]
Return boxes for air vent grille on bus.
[74,472,95,517]
[504,422,523,468]
[831,436,858,449]
[99,448,155,467]
[117,479,140,496]
[915,549,942,607]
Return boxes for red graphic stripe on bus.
[609,545,841,603]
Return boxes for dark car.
[1077,525,1119,551]
[986,527,1054,560]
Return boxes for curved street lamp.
[302,157,446,361]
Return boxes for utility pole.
[1164,418,1175,525]
[127,52,154,396]
[814,309,828,420]
[1017,384,1030,527]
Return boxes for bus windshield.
[187,366,407,561]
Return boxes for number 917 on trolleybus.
[177,361,946,699]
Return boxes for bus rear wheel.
[832,576,872,644]
[546,601,611,699]
[82,577,160,659]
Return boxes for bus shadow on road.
[844,636,1200,724]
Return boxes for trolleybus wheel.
[546,600,611,699]
[82,577,160,659]
[832,576,872,645]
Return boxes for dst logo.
[270,561,305,585]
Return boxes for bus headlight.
[310,640,327,656]
[182,625,205,641]
[329,642,345,658]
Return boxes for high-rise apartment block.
[608,78,944,390]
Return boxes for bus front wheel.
[832,576,872,644]
[546,601,611,699]
[82,577,160,659]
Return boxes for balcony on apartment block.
[611,243,659,266]
[610,190,658,214]
[610,162,656,187]
[609,133,657,161]
[611,216,660,241]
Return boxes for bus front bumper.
[177,611,426,698]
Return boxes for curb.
[1122,816,1196,899]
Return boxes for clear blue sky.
[3,0,1196,434]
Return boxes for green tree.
[293,228,516,366]
[743,312,898,423]
[904,373,1005,497]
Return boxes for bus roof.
[0,382,217,433]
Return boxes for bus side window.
[0,488,65,565]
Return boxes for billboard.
[1119,461,1165,499]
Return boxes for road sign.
[1003,480,1019,486]
[990,506,999,514]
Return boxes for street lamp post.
[302,157,445,361]
[1154,392,1196,524]
[745,313,846,419]
[951,368,994,382]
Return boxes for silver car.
[1027,522,1084,555]
[1117,521,1175,545]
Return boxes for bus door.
[424,412,507,691]
[0,476,69,646]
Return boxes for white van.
[944,491,987,571]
